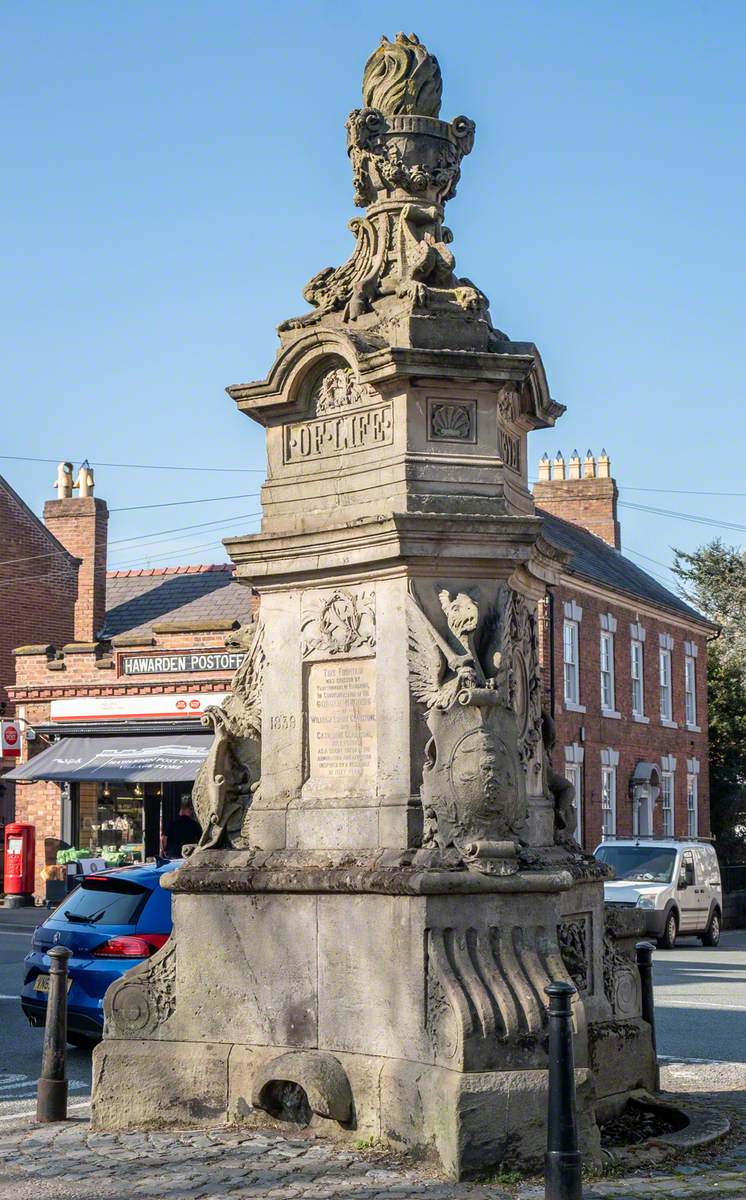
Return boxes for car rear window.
[59,877,149,926]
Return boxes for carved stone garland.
[301,587,376,660]
[497,587,543,774]
[557,916,590,994]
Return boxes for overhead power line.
[621,486,746,498]
[110,512,260,546]
[623,546,679,574]
[0,454,263,474]
[619,500,746,535]
[110,492,260,513]
[0,511,260,571]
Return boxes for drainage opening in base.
[258,1080,313,1127]
[600,1098,688,1148]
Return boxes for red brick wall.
[43,497,108,643]
[534,477,621,549]
[0,482,78,714]
[543,582,711,850]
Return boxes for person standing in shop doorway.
[162,797,202,858]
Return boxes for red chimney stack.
[43,462,108,642]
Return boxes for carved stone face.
[439,590,478,645]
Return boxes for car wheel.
[701,909,721,947]
[67,1032,98,1050]
[658,910,678,950]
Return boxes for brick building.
[6,473,255,898]
[6,453,716,895]
[535,451,717,850]
[0,470,82,824]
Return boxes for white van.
[594,838,722,950]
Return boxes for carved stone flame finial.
[362,33,442,117]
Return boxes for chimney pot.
[54,462,74,499]
[534,448,620,549]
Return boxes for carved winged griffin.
[407,584,528,871]
[188,617,265,853]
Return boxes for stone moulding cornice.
[164,850,576,896]
[225,511,568,585]
[227,336,563,431]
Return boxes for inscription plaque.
[307,658,377,790]
[284,403,393,463]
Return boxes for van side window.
[680,851,695,887]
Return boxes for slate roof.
[100,565,255,640]
[539,510,713,627]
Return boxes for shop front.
[8,728,213,863]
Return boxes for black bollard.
[36,945,72,1123]
[636,940,660,1090]
[544,980,582,1200]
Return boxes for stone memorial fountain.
[93,33,656,1177]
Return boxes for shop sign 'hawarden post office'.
[119,649,247,676]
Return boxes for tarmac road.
[0,907,91,1124]
[653,927,746,1064]
[0,908,744,1127]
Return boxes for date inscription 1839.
[284,403,393,463]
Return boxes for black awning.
[6,734,213,783]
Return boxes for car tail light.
[92,934,169,958]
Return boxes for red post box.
[4,822,36,908]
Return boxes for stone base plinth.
[93,1038,601,1177]
[91,866,655,1178]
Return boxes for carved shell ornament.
[430,402,473,442]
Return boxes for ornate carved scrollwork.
[558,916,591,994]
[279,32,501,345]
[188,617,264,852]
[602,927,640,1018]
[105,941,176,1038]
[301,587,376,660]
[497,588,543,773]
[313,365,374,415]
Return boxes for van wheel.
[701,910,721,947]
[658,910,678,950]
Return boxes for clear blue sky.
[3,1,745,589]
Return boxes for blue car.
[21,860,179,1046]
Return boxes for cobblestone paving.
[0,1064,744,1200]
